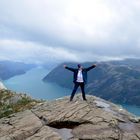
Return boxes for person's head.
[77,64,83,69]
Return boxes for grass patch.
[0,89,42,118]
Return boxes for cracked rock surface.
[0,94,140,140]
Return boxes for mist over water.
[3,67,140,116]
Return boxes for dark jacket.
[65,65,96,84]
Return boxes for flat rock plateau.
[0,94,140,140]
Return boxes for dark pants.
[70,82,86,101]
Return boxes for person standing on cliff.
[63,64,96,101]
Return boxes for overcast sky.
[0,0,140,64]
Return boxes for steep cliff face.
[43,59,140,106]
[0,94,140,140]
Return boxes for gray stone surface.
[0,94,140,140]
[0,110,43,140]
[26,126,62,140]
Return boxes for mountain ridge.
[43,59,140,106]
[0,61,36,80]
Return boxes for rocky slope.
[43,59,140,106]
[0,81,6,89]
[0,89,40,118]
[0,94,140,140]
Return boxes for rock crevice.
[0,94,140,140]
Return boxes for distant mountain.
[43,59,140,106]
[0,61,36,80]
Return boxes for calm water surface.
[4,67,71,100]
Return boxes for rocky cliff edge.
[0,94,140,140]
[0,81,6,90]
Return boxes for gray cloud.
[0,0,140,64]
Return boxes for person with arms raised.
[63,64,96,101]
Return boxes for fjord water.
[4,67,71,100]
[3,67,140,116]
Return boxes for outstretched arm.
[63,65,76,72]
[86,64,96,71]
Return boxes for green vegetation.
[0,89,41,118]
